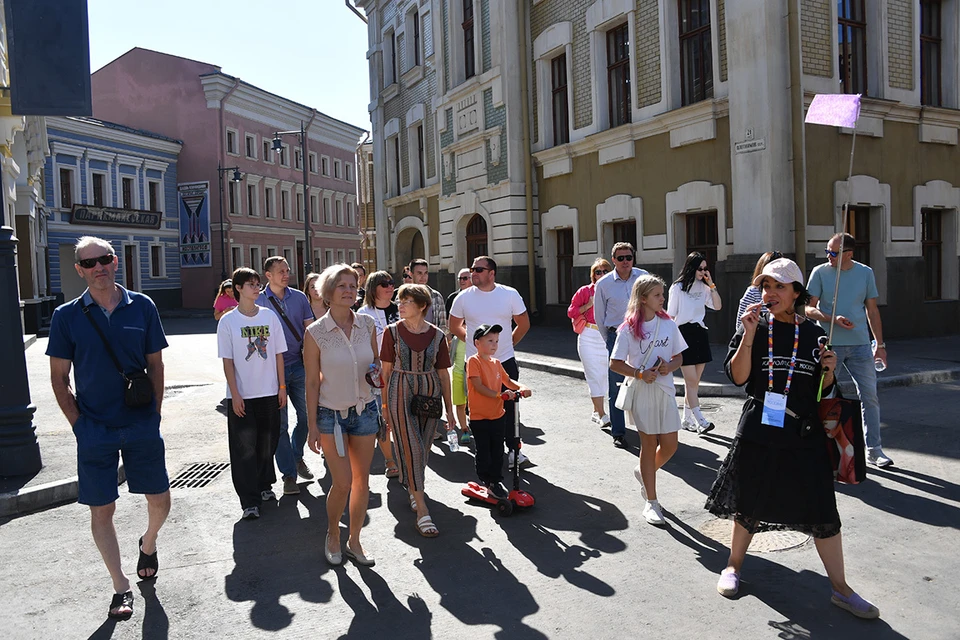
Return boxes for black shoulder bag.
[81,306,154,408]
[268,297,304,355]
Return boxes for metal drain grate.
[170,462,230,489]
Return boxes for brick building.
[90,48,367,308]
[353,0,960,337]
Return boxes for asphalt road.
[4,320,960,639]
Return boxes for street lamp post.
[217,164,242,281]
[273,121,311,279]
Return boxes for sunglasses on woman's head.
[77,254,114,269]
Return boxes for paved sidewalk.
[516,325,960,397]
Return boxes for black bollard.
[0,223,42,477]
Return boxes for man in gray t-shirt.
[806,232,892,468]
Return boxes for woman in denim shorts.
[305,264,380,567]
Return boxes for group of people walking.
[568,237,883,618]
[48,232,884,622]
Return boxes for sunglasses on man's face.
[824,248,852,258]
[471,266,492,273]
[614,255,633,262]
[77,254,115,269]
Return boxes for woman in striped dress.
[380,284,456,537]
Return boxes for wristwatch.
[875,342,886,349]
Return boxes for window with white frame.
[335,199,343,225]
[334,159,342,179]
[606,22,632,127]
[313,249,321,272]
[463,0,476,79]
[679,0,714,106]
[121,176,137,209]
[245,134,257,159]
[147,180,162,212]
[232,246,242,270]
[385,29,398,86]
[283,248,294,272]
[226,128,239,155]
[247,182,259,217]
[552,54,570,144]
[91,172,107,207]
[296,192,304,222]
[279,144,290,168]
[337,249,345,263]
[228,180,241,214]
[321,156,329,176]
[349,249,357,264]
[250,246,261,272]
[405,7,422,69]
[345,163,353,182]
[281,189,291,220]
[310,194,319,223]
[262,140,274,164]
[149,244,164,278]
[325,249,333,267]
[309,152,318,174]
[264,187,275,218]
[294,148,302,170]
[347,201,355,227]
[323,196,332,224]
[267,245,277,258]
[58,166,77,209]
[386,135,401,197]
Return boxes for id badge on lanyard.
[761,393,787,428]
[762,313,799,429]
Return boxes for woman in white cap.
[704,258,879,619]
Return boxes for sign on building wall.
[69,205,161,229]
[178,181,211,268]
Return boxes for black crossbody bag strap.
[81,305,128,382]
[268,296,303,344]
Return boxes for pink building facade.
[91,48,366,308]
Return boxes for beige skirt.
[628,382,682,435]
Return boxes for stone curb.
[0,465,125,519]
[518,356,960,398]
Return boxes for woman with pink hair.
[609,274,687,526]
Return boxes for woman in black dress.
[704,258,879,619]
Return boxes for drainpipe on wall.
[788,0,808,274]
[356,131,372,269]
[345,0,368,23]
[218,78,241,275]
[517,0,538,315]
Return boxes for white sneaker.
[599,413,611,427]
[681,417,699,432]
[633,465,647,501]
[867,448,894,468]
[696,415,716,435]
[591,411,602,425]
[507,450,531,469]
[642,501,666,526]
[260,489,277,502]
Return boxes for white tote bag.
[614,318,661,413]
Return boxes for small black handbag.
[410,394,442,420]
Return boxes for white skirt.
[577,326,608,398]
[628,382,682,435]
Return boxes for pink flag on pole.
[805,93,861,128]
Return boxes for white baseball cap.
[752,257,805,287]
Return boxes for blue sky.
[88,0,372,131]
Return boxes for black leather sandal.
[107,590,134,620]
[136,537,158,580]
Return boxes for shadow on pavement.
[87,618,118,640]
[138,580,168,640]
[335,567,432,639]
[663,513,908,639]
[498,471,628,596]
[224,488,333,631]
[836,475,960,530]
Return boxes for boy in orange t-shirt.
[467,324,531,497]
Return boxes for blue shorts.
[316,401,380,437]
[74,412,170,507]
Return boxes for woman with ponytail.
[610,274,687,526]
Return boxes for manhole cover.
[170,462,230,489]
[697,518,810,552]
[677,402,722,413]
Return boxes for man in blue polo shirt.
[47,236,170,621]
[594,242,649,448]
[256,256,315,495]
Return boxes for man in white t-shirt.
[449,255,531,467]
[217,267,288,521]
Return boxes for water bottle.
[870,340,886,372]
[447,429,460,452]
[365,363,384,388]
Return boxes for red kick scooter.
[461,390,534,516]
